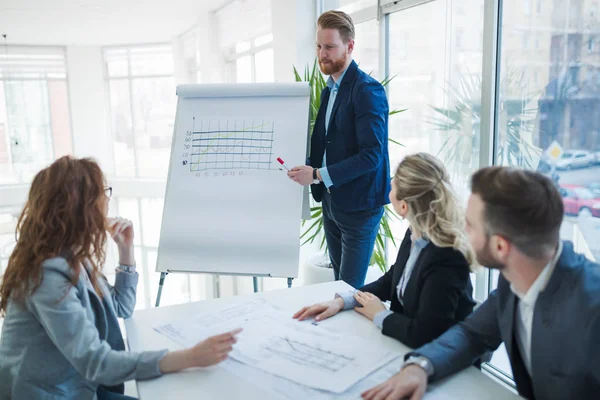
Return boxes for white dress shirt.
[509,241,562,375]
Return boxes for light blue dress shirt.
[318,67,349,188]
[336,235,430,329]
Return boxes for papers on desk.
[223,357,447,400]
[153,300,398,394]
[154,299,273,347]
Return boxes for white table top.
[125,281,521,400]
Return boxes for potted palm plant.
[294,60,405,278]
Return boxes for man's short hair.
[317,10,355,43]
[471,166,564,258]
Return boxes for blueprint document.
[154,300,397,393]
[223,357,448,400]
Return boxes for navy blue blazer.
[412,241,600,400]
[309,60,391,212]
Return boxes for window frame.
[102,43,175,178]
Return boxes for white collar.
[510,241,562,306]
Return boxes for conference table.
[125,280,522,399]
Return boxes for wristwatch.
[312,168,321,185]
[117,264,136,273]
[403,356,434,377]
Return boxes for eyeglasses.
[104,186,113,198]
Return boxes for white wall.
[196,12,227,83]
[272,0,317,82]
[66,46,114,175]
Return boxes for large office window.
[104,45,177,178]
[0,46,72,184]
[228,34,275,83]
[101,195,196,309]
[216,0,273,83]
[324,1,380,79]
[385,0,485,265]
[352,18,380,79]
[486,0,600,380]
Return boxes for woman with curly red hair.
[0,156,240,400]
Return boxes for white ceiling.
[0,0,231,46]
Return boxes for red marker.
[277,157,291,171]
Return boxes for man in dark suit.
[362,167,600,400]
[288,10,390,288]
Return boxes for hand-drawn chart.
[264,337,355,373]
[187,119,275,171]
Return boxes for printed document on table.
[154,300,397,393]
[153,299,276,347]
[229,315,397,393]
[223,356,449,400]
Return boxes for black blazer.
[360,229,475,348]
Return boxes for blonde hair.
[393,153,475,269]
[317,10,355,43]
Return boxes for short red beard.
[318,52,348,76]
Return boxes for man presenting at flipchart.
[288,10,390,288]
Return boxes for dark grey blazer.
[0,257,167,400]
[411,241,600,400]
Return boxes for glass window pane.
[140,198,164,247]
[129,46,174,76]
[116,197,142,246]
[0,81,12,184]
[333,0,377,14]
[3,80,53,183]
[255,48,274,83]
[490,0,600,378]
[47,80,73,158]
[106,49,129,77]
[109,80,135,177]
[133,246,146,310]
[353,19,380,79]
[236,56,252,83]
[254,33,274,47]
[387,0,484,231]
[131,77,176,178]
[0,229,16,267]
[235,41,251,53]
[495,0,600,264]
[149,250,191,306]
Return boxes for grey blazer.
[411,241,600,400]
[0,257,167,400]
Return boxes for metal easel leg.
[155,272,168,307]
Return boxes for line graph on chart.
[264,336,355,373]
[188,119,275,171]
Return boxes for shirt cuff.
[335,291,360,310]
[373,310,394,329]
[319,167,334,188]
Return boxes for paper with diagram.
[223,356,450,400]
[154,300,398,393]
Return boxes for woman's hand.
[293,297,345,322]
[107,217,134,249]
[107,217,135,265]
[159,328,243,374]
[353,291,387,321]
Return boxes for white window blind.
[0,46,67,80]
[215,0,272,50]
[103,45,174,78]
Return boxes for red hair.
[0,156,108,315]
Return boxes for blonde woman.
[294,153,475,348]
